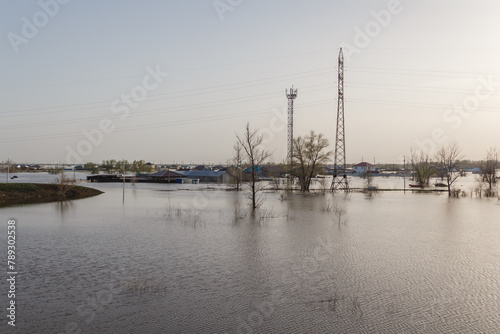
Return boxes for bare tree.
[361,171,380,199]
[481,147,499,193]
[236,123,271,209]
[435,143,463,197]
[364,171,373,188]
[291,131,331,192]
[332,203,348,226]
[228,141,244,191]
[54,172,76,199]
[410,148,435,187]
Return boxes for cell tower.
[331,48,349,192]
[286,87,298,166]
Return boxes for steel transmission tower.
[331,48,349,192]
[286,87,298,166]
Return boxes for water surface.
[1,174,499,333]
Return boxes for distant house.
[145,162,156,171]
[147,170,185,182]
[471,167,481,174]
[326,165,352,175]
[243,166,263,176]
[177,170,229,183]
[193,165,210,171]
[353,162,378,175]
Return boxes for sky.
[1,0,500,165]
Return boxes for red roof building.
[353,162,377,174]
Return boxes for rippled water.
[1,173,500,333]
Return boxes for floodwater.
[1,173,500,333]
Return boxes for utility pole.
[331,48,349,192]
[403,156,406,193]
[6,158,9,183]
[122,159,125,203]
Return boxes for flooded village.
[3,1,500,333]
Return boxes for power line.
[347,66,499,79]
[0,48,337,92]
[346,98,500,112]
[4,65,497,118]
[0,67,335,116]
[0,83,337,128]
[348,65,500,76]
[347,82,500,95]
[0,74,146,92]
[0,100,336,143]
[4,85,498,131]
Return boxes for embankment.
[0,183,103,206]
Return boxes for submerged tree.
[410,148,435,187]
[236,123,271,209]
[131,160,153,173]
[101,159,117,172]
[227,141,244,191]
[54,171,76,199]
[481,147,499,193]
[435,142,463,197]
[291,131,331,192]
[84,162,100,174]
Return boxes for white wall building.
[353,162,377,175]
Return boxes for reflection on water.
[1,174,500,333]
[55,199,75,217]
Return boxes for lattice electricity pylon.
[331,48,349,192]
[286,87,298,167]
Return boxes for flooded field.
[1,173,500,333]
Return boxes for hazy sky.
[1,0,500,165]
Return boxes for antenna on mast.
[286,86,298,167]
